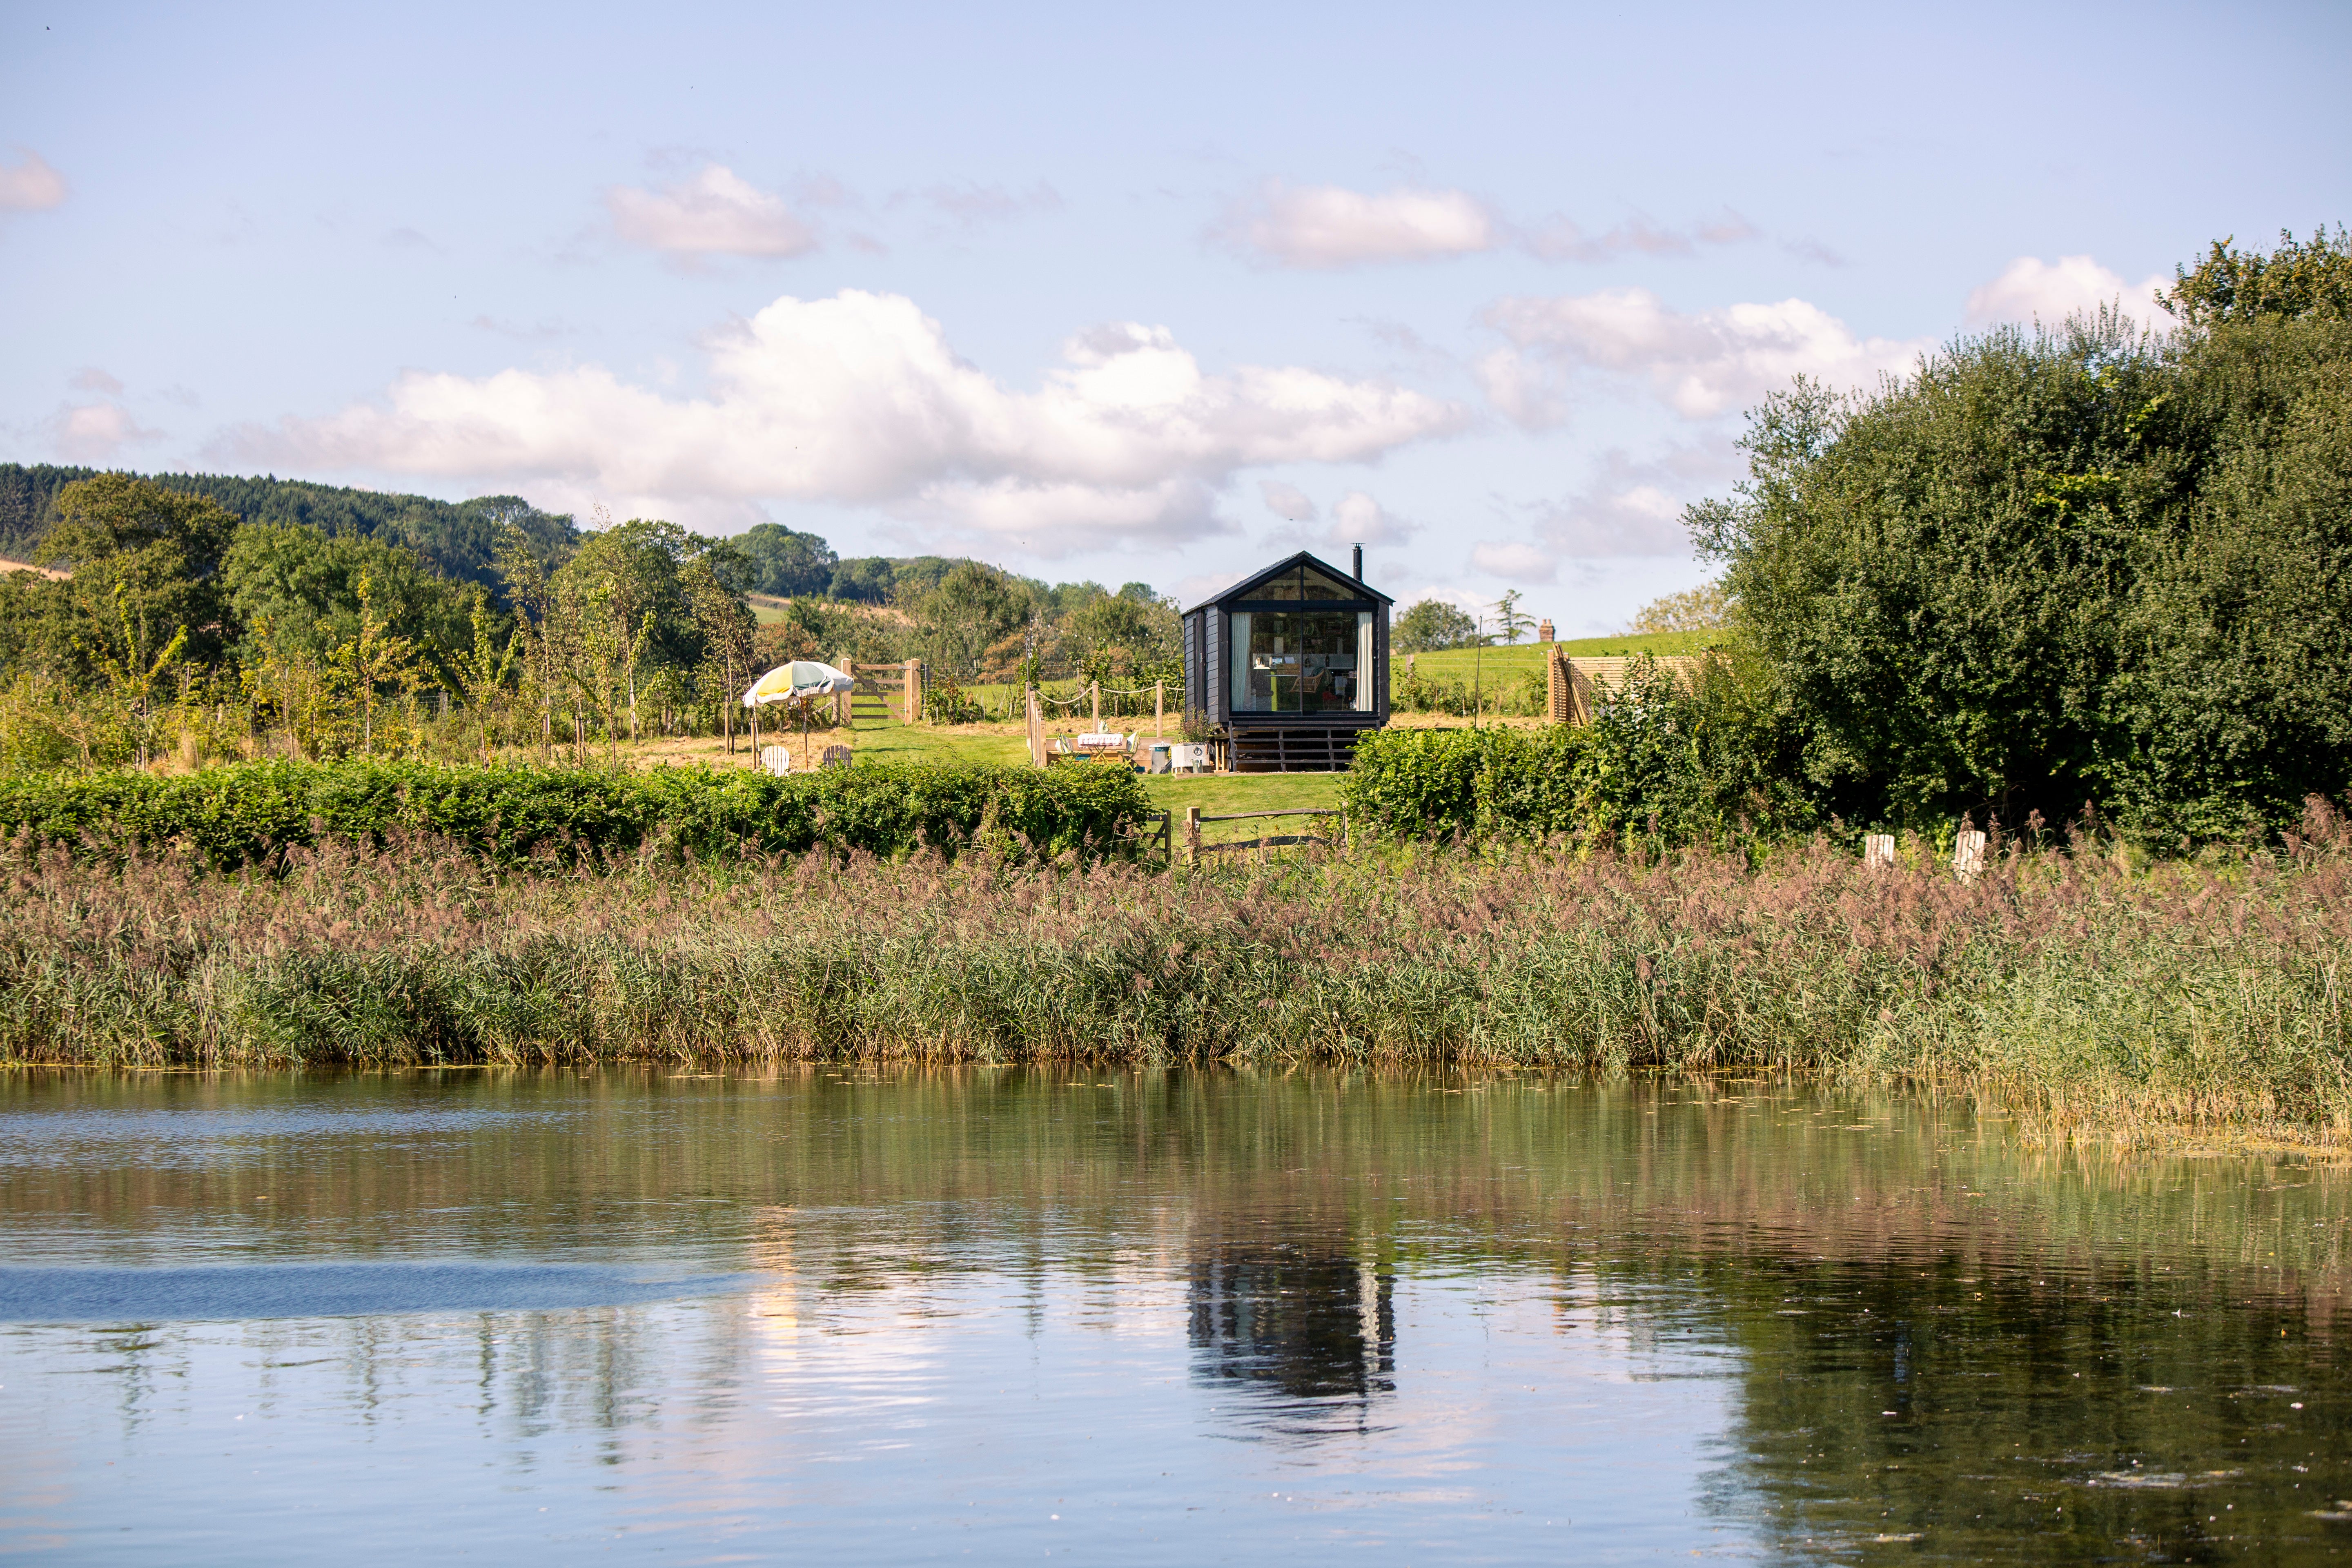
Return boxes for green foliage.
[1627,581,1732,635]
[0,756,1150,869]
[732,522,839,597]
[2164,225,2351,327]
[1393,598,1479,653]
[1690,237,2352,839]
[1345,659,1811,849]
[0,464,575,591]
[223,521,479,672]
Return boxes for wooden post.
[1026,685,1047,768]
[1951,828,1987,881]
[1089,680,1100,729]
[1184,805,1201,867]
[749,704,759,764]
[1154,680,1164,738]
[1865,833,1895,870]
[905,658,920,724]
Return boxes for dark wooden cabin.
[1181,547,1392,772]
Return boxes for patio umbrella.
[740,661,854,707]
[741,662,855,766]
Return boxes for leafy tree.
[1490,590,1534,644]
[903,561,1037,685]
[37,474,240,671]
[1628,581,1732,635]
[1689,230,2352,837]
[2163,226,2351,327]
[0,465,575,590]
[1393,598,1479,653]
[222,522,476,677]
[733,522,837,597]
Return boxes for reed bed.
[3,805,2348,1143]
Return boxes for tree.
[1688,230,2352,836]
[222,522,476,676]
[1490,590,1535,644]
[904,561,1036,685]
[733,522,837,597]
[1628,582,1732,635]
[1393,599,1479,653]
[38,474,239,671]
[450,588,519,762]
[2163,226,2351,327]
[682,556,756,751]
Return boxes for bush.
[1344,657,1814,849]
[0,756,1150,869]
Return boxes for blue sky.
[4,1,2347,629]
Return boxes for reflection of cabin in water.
[1181,548,1392,773]
[1189,1240,1396,1410]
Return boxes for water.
[1,1068,2348,1564]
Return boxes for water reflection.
[1188,1237,1394,1422]
[0,1066,2348,1565]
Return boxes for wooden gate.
[846,660,923,726]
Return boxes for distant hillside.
[0,464,580,588]
[0,463,1029,608]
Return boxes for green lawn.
[841,717,1031,767]
[840,717,1343,845]
[1396,630,1719,683]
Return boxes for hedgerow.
[0,757,1149,868]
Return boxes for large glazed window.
[1231,611,1373,713]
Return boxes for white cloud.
[1470,540,1555,583]
[0,148,66,212]
[1328,490,1414,546]
[49,401,160,461]
[69,367,125,395]
[1963,254,2173,331]
[229,289,1466,552]
[1222,181,1497,269]
[1482,287,1932,422]
[606,164,817,258]
[1527,442,1742,557]
[1526,210,1757,262]
[1258,480,1318,521]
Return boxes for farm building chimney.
[1352,543,1363,581]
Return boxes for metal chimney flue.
[1352,543,1363,581]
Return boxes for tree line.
[1561,226,2352,846]
[0,470,1185,767]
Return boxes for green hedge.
[1341,657,1816,849]
[1341,726,1594,842]
[0,757,1151,868]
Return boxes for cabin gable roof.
[1185,550,1393,612]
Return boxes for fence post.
[1864,833,1895,870]
[1951,827,1987,881]
[1026,685,1046,768]
[1154,680,1164,738]
[1090,680,1100,729]
[1184,806,1200,867]
[904,659,919,724]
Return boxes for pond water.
[1,1067,2349,1564]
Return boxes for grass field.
[1397,629,1721,684]
[619,715,1340,846]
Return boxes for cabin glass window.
[1231,610,1373,713]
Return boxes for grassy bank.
[5,808,2348,1144]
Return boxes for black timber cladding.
[1180,550,1392,731]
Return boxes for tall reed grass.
[4,804,2348,1143]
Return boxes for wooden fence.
[1545,652,1708,725]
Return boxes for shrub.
[1344,657,1814,849]
[0,756,1149,869]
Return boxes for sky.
[3,2,2348,631]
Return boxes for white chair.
[759,746,792,777]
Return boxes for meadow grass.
[5,804,2347,1146]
